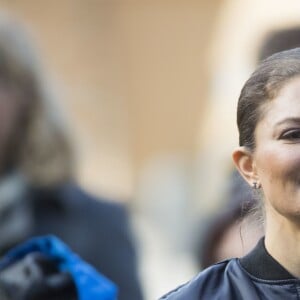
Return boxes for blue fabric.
[0,235,118,300]
[0,182,143,300]
[160,259,300,300]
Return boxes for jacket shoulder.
[160,259,237,300]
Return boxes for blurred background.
[1,0,300,299]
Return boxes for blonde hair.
[0,15,75,186]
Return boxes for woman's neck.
[265,212,300,278]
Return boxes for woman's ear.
[232,147,258,187]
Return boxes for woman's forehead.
[256,77,300,131]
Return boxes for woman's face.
[253,76,300,221]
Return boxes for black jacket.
[161,238,300,299]
[0,181,143,300]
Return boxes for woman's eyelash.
[280,129,300,140]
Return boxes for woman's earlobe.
[232,147,258,186]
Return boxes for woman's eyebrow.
[275,117,300,127]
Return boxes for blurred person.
[0,15,143,300]
[258,26,300,61]
[161,47,300,299]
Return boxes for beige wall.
[0,0,222,201]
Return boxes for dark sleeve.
[88,202,144,300]
[64,185,144,300]
[31,184,144,300]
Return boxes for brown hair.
[237,48,300,150]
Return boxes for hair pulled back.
[237,48,300,150]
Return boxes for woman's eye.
[280,129,300,140]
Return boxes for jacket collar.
[239,237,295,280]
